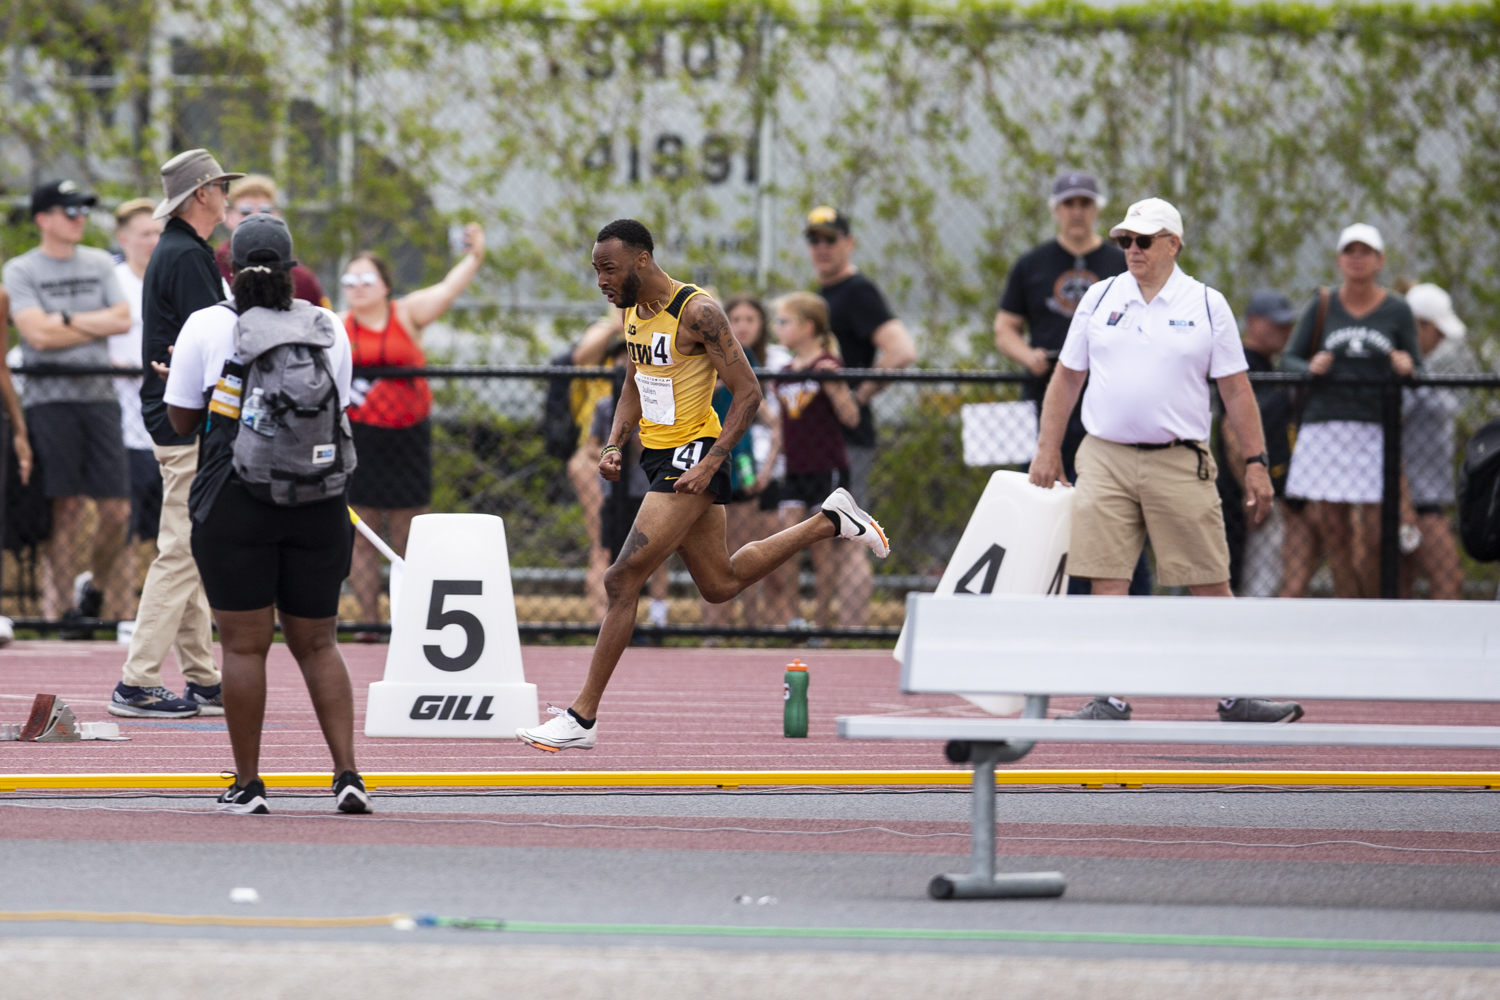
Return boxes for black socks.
[567,708,596,730]
[822,509,842,534]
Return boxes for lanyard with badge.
[207,360,247,424]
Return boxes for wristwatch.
[60,311,71,327]
[1245,452,1270,468]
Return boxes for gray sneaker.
[1218,698,1303,724]
[1060,696,1131,720]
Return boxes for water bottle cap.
[785,658,806,671]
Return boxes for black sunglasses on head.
[1114,233,1171,250]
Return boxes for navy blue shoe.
[108,682,199,719]
[185,682,224,717]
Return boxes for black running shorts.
[190,479,354,618]
[639,436,732,505]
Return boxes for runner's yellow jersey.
[624,282,722,450]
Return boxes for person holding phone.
[341,225,485,628]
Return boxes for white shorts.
[1285,420,1383,504]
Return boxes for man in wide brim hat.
[152,148,244,220]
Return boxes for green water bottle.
[783,658,808,738]
[735,453,755,492]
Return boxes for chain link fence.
[6,365,1500,640]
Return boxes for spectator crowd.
[0,159,1487,648]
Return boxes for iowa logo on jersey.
[630,331,674,367]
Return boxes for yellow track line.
[2,770,1499,792]
[0,909,403,928]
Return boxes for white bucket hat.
[1109,197,1183,239]
[1406,283,1466,339]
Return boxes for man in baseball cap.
[109,146,243,722]
[30,179,99,218]
[803,203,916,627]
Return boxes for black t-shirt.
[141,217,227,447]
[819,272,895,448]
[998,238,1127,400]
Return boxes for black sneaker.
[333,771,372,814]
[108,682,199,718]
[185,682,225,717]
[217,778,269,815]
[1060,696,1132,720]
[1218,698,1304,724]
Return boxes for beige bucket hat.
[152,148,244,220]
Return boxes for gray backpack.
[231,301,357,506]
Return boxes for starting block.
[364,514,539,738]
[3,695,129,742]
[894,471,1074,717]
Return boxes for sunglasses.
[805,233,841,246]
[234,202,276,216]
[340,272,382,288]
[1114,233,1171,250]
[53,205,86,219]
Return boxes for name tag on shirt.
[635,371,676,425]
[1106,309,1128,326]
[207,360,246,420]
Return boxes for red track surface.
[3,640,1500,776]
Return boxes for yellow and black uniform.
[625,282,732,504]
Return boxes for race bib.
[207,360,246,420]
[635,371,676,425]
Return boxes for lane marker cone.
[893,470,1075,717]
[364,513,538,738]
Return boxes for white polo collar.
[1115,264,1188,307]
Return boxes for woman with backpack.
[341,225,484,629]
[159,215,367,815]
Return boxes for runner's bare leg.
[570,491,836,717]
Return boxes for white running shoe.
[821,487,890,558]
[517,706,597,752]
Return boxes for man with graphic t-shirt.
[994,172,1148,595]
[995,172,1126,479]
[806,207,916,628]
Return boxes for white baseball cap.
[1336,223,1384,254]
[1110,197,1183,239]
[1406,283,1466,339]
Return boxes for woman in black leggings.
[158,214,368,815]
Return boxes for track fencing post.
[1380,379,1403,599]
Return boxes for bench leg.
[929,741,1065,900]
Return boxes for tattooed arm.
[599,355,643,482]
[674,295,763,496]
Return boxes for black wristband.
[1245,452,1270,468]
[60,311,71,327]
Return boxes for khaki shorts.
[1069,435,1230,588]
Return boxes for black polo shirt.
[141,216,225,446]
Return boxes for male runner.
[517,219,890,752]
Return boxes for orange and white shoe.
[517,706,597,752]
[822,488,890,558]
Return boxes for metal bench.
[838,593,1500,899]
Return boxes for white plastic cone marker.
[894,471,1074,716]
[364,513,538,737]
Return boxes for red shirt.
[214,241,329,309]
[344,308,432,428]
[776,353,849,474]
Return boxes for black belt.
[1129,439,1211,481]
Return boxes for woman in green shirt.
[1283,224,1419,598]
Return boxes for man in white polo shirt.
[1030,197,1302,725]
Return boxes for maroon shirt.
[776,353,850,474]
[214,241,329,308]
